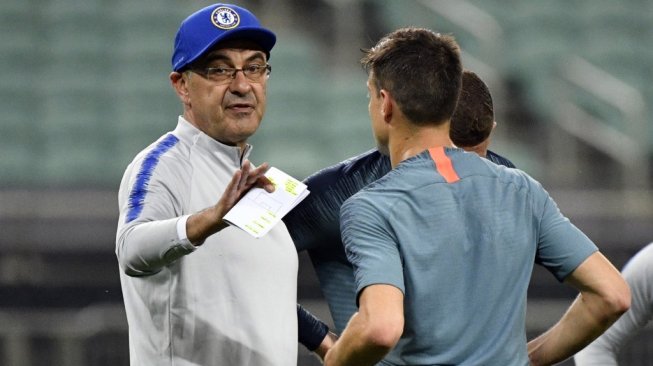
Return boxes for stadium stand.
[0,1,651,365]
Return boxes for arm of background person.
[527,251,631,365]
[324,284,404,366]
[574,243,653,365]
[297,304,338,360]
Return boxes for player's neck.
[461,139,489,158]
[389,121,454,168]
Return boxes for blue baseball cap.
[171,3,276,71]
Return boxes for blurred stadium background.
[1,0,651,364]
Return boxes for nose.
[228,70,252,95]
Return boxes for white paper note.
[223,167,309,238]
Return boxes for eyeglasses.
[192,64,271,84]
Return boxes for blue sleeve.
[486,149,516,168]
[297,304,329,351]
[340,194,405,305]
[283,149,391,252]
[535,186,598,281]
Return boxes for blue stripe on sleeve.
[125,134,180,223]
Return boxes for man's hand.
[215,160,274,218]
[314,331,339,360]
[186,160,274,244]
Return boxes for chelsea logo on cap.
[211,6,240,29]
[172,3,276,71]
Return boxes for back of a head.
[450,70,494,148]
[361,28,463,125]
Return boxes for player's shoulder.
[349,149,445,194]
[486,149,516,168]
[342,159,405,209]
[445,149,542,196]
[304,148,391,190]
[488,159,539,190]
[489,163,552,207]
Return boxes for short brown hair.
[450,70,494,147]
[361,28,462,125]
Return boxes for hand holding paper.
[223,167,309,238]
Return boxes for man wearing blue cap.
[116,4,314,365]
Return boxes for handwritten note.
[223,167,309,238]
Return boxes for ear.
[170,71,190,104]
[492,121,497,130]
[380,89,393,123]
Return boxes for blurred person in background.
[322,27,629,365]
[575,242,653,365]
[115,3,329,365]
[449,70,515,168]
[285,69,515,334]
